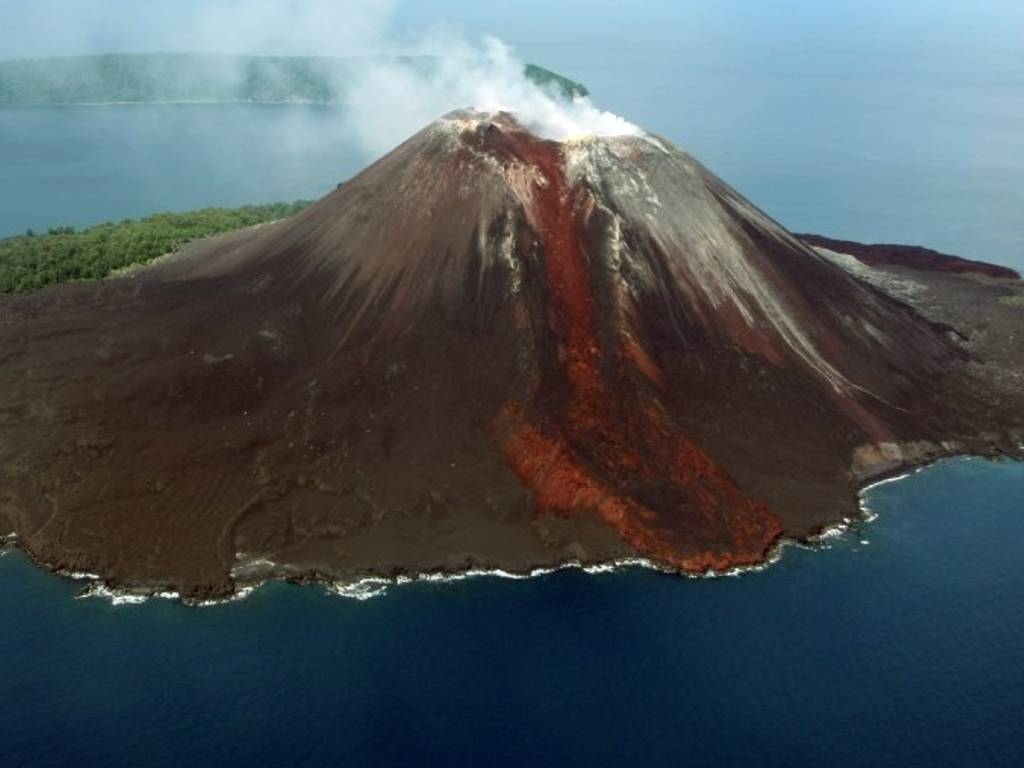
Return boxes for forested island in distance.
[0,53,587,105]
[0,202,312,293]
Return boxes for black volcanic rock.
[1,110,1021,596]
[798,233,1021,280]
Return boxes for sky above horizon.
[0,1,1022,60]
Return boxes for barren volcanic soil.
[798,234,1022,280]
[1,111,1022,600]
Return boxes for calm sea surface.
[0,104,363,238]
[1,458,1022,767]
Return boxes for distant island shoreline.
[0,53,588,106]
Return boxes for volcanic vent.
[0,110,1015,598]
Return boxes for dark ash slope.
[1,111,1021,599]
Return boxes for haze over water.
[1,45,1021,271]
[1,1,1021,270]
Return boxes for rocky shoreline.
[5,444,1020,608]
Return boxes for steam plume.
[342,36,639,157]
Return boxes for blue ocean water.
[522,42,1024,272]
[1,46,1021,271]
[0,104,364,240]
[1,458,1023,767]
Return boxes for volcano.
[2,110,1022,599]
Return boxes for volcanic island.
[1,110,1022,601]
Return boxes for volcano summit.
[1,111,1022,600]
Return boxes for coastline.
[0,516,862,606]
[8,450,1019,608]
[4,444,1019,606]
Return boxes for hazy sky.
[0,0,1021,59]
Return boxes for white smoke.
[343,36,640,157]
[0,0,640,158]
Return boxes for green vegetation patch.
[0,201,312,293]
[523,63,589,99]
[997,293,1024,308]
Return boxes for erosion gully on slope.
[490,129,782,571]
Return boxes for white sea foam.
[859,471,913,493]
[74,579,265,608]
[53,566,102,580]
[856,466,924,522]
[47,563,178,606]
[50,526,864,607]
[77,583,178,606]
[327,579,391,601]
[56,540,832,607]
[322,558,668,601]
[812,522,850,541]
[190,584,260,608]
[318,553,811,602]
[41,461,939,608]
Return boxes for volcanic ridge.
[1,110,1022,600]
